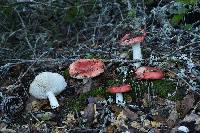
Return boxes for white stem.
[116,93,123,104]
[132,43,142,68]
[46,91,59,109]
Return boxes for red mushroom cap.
[69,59,105,79]
[107,84,132,93]
[120,30,146,46]
[135,66,164,80]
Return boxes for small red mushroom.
[135,66,164,80]
[69,59,105,83]
[120,30,146,68]
[120,30,146,46]
[107,84,132,104]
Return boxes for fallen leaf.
[111,105,123,115]
[182,113,200,123]
[176,93,195,118]
[26,96,48,112]
[79,79,92,93]
[151,121,162,128]
[153,107,171,122]
[105,125,116,133]
[83,103,95,124]
[156,97,167,106]
[123,108,138,121]
[63,113,77,127]
[112,111,128,129]
[166,109,179,128]
[130,121,141,130]
[143,119,151,127]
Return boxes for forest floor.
[0,0,200,133]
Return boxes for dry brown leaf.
[166,71,177,78]
[112,111,128,129]
[79,79,92,93]
[176,93,195,118]
[182,113,200,123]
[156,97,167,106]
[130,121,146,132]
[63,113,77,127]
[153,107,171,122]
[123,108,138,121]
[83,103,95,124]
[151,121,162,128]
[111,105,123,115]
[105,125,116,133]
[26,96,48,112]
[166,109,179,128]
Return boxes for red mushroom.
[120,30,146,68]
[69,59,105,84]
[135,66,164,80]
[107,84,132,104]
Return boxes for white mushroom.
[178,126,189,133]
[29,72,67,109]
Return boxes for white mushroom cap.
[29,72,67,109]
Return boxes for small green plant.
[128,8,136,18]
[170,0,198,28]
[64,6,85,24]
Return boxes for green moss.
[144,0,155,5]
[68,87,108,111]
[171,14,185,26]
[128,79,183,101]
[106,79,124,86]
[176,0,198,5]
[85,53,96,59]
[68,79,182,111]
[63,69,70,78]
[152,80,176,98]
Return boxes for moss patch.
[68,87,108,111]
[152,80,176,98]
[128,79,183,101]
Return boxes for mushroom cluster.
[29,56,164,108]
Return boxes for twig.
[29,112,41,123]
[161,41,200,59]
[166,69,196,90]
[14,9,36,57]
[16,51,48,83]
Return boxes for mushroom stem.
[83,78,92,84]
[132,43,142,68]
[116,93,123,104]
[46,91,59,109]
